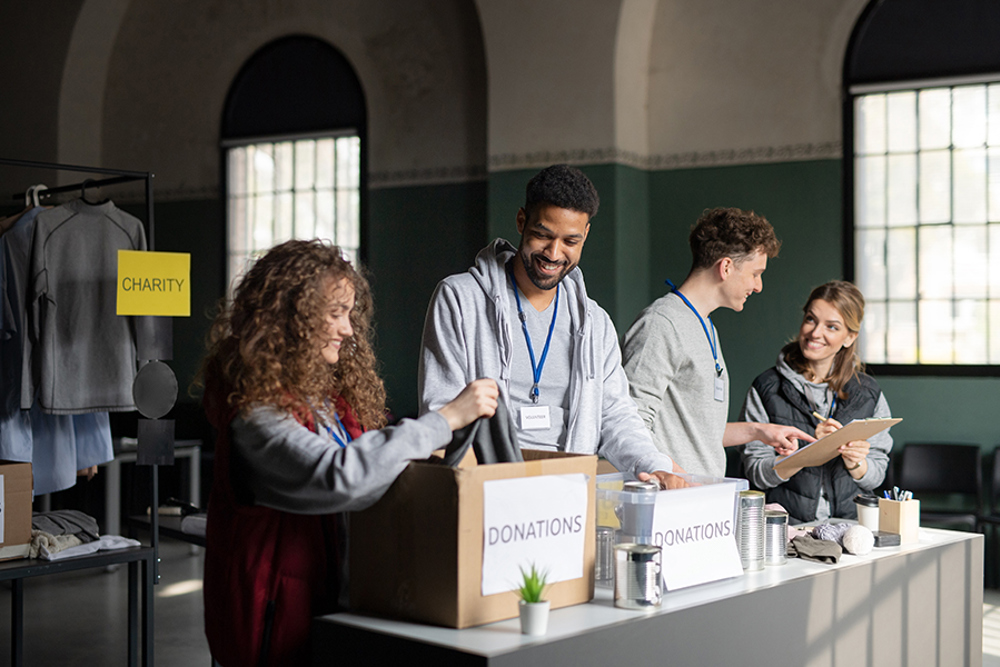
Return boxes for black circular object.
[132,360,178,419]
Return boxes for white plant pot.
[518,600,550,636]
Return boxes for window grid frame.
[851,80,1000,372]
[224,129,361,292]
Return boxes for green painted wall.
[648,159,1000,452]
[119,198,224,410]
[487,164,650,327]
[23,159,994,453]
[367,180,487,418]
[488,159,1000,454]
[648,160,845,424]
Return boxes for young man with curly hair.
[419,164,682,489]
[623,207,813,478]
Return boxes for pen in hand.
[812,411,845,441]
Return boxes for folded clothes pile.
[30,509,139,560]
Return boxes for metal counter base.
[313,528,982,667]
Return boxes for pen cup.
[878,498,920,545]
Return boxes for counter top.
[314,527,983,666]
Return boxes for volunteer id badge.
[714,374,725,402]
[520,406,551,430]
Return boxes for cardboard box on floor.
[0,462,32,561]
[350,449,597,629]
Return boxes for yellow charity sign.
[117,250,191,316]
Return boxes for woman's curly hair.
[200,239,387,430]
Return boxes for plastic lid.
[622,480,659,494]
[854,493,879,507]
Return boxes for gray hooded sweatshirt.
[419,239,674,477]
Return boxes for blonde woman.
[739,281,892,524]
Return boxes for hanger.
[80,179,107,205]
[23,183,47,208]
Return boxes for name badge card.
[651,482,743,590]
[481,473,588,596]
[714,375,725,402]
[519,406,551,430]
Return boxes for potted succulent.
[516,564,550,636]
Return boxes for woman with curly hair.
[200,239,497,667]
[739,281,892,524]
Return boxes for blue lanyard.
[509,264,560,403]
[321,404,353,448]
[665,279,722,376]
[826,394,837,420]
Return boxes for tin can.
[764,509,788,566]
[614,543,662,609]
[736,490,765,571]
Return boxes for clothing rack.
[2,157,155,248]
[0,156,167,584]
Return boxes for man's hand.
[638,470,689,490]
[755,423,814,457]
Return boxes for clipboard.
[772,417,901,477]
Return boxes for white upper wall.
[475,0,620,169]
[477,0,867,171]
[646,0,867,167]
[0,0,873,195]
[57,0,487,197]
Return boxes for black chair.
[897,443,982,531]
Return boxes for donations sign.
[117,250,191,316]
[481,473,588,596]
[652,482,744,590]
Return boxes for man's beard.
[519,249,572,291]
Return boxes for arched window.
[845,0,1000,372]
[221,35,366,288]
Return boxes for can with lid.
[614,543,662,609]
[736,490,765,571]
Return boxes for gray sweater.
[623,292,730,477]
[231,407,452,514]
[418,239,674,477]
[22,200,146,413]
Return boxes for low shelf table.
[0,546,155,667]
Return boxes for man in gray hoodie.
[419,164,681,488]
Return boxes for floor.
[0,537,997,666]
[984,588,1000,667]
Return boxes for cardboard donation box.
[350,450,597,628]
[0,462,32,561]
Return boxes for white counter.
[312,527,983,667]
